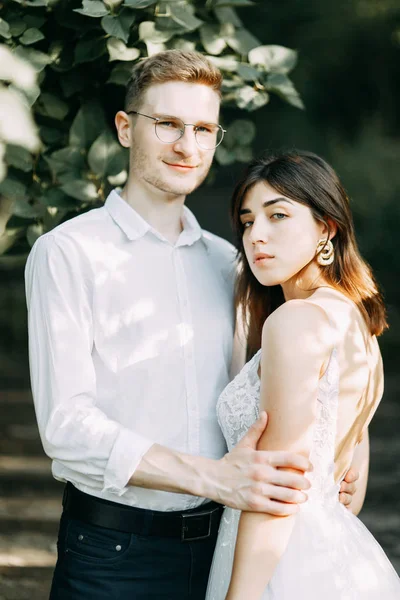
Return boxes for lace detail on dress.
[217,349,261,452]
[307,348,340,506]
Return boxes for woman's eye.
[242,221,253,229]
[271,213,287,220]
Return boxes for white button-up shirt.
[25,191,236,511]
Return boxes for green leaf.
[0,18,11,40]
[61,180,99,202]
[36,92,69,120]
[225,27,260,54]
[235,85,269,111]
[0,228,25,255]
[214,7,242,27]
[14,46,52,72]
[45,147,86,175]
[169,3,203,31]
[39,125,64,145]
[107,63,133,85]
[24,15,47,29]
[200,24,226,55]
[215,145,236,166]
[74,0,109,17]
[107,169,127,185]
[101,12,135,43]
[59,70,86,98]
[0,142,6,183]
[234,145,253,162]
[69,102,107,149]
[5,145,33,172]
[171,38,196,52]
[265,73,304,109]
[227,119,256,145]
[8,20,27,37]
[248,45,298,74]
[104,0,124,8]
[107,38,141,61]
[214,0,254,6]
[88,130,128,177]
[237,63,261,82]
[123,0,157,7]
[74,36,107,64]
[207,54,239,72]
[0,87,41,152]
[27,223,44,247]
[39,188,79,209]
[12,197,42,219]
[20,28,45,45]
[139,21,174,43]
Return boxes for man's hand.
[214,412,312,516]
[339,468,359,509]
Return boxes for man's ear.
[115,111,131,149]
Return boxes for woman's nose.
[249,220,268,244]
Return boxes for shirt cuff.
[102,427,155,496]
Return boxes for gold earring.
[316,238,334,266]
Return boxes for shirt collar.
[104,189,204,247]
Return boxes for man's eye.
[158,120,180,129]
[196,125,214,134]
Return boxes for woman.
[206,151,400,599]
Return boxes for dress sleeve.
[25,234,155,496]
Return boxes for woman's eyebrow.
[240,197,293,215]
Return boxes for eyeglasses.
[127,111,226,150]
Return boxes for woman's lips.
[253,253,274,264]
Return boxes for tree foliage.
[0,0,303,257]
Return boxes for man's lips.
[163,162,197,170]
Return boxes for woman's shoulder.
[264,297,332,336]
[262,298,334,359]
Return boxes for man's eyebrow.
[239,197,293,215]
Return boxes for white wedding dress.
[206,347,400,599]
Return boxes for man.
[25,50,363,599]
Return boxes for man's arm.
[26,234,155,496]
[340,431,369,515]
[131,412,311,513]
[26,234,311,510]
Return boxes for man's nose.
[172,127,198,156]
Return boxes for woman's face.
[240,181,327,289]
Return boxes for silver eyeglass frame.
[126,110,226,150]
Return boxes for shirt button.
[115,545,122,552]
[78,534,84,541]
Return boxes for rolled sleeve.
[25,233,154,495]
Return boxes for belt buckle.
[181,508,215,542]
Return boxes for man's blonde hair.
[125,50,222,111]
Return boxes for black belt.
[62,482,223,542]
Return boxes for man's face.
[127,81,220,197]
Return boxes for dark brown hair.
[231,150,388,358]
[125,50,222,111]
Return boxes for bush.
[0,0,303,258]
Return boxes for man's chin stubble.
[145,173,209,197]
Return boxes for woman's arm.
[226,300,333,600]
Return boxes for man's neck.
[121,178,186,245]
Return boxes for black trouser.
[49,486,221,600]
